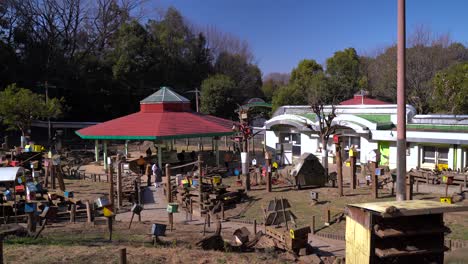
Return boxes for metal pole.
[195,88,199,113]
[396,0,407,201]
[45,81,52,146]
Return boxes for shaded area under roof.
[140,86,190,104]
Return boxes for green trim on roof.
[297,113,316,122]
[407,124,468,132]
[75,131,234,140]
[356,114,391,123]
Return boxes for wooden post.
[85,201,92,223]
[335,143,343,196]
[70,204,76,223]
[265,152,272,192]
[326,209,331,225]
[51,165,56,189]
[103,140,108,171]
[107,217,112,241]
[371,162,378,199]
[350,156,357,189]
[253,219,257,234]
[465,174,467,188]
[198,154,203,204]
[0,236,3,264]
[166,164,173,231]
[108,159,114,210]
[44,160,49,188]
[117,161,122,208]
[415,180,419,193]
[27,212,36,233]
[312,215,316,234]
[221,203,225,220]
[119,248,127,264]
[406,175,413,200]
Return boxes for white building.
[264,93,468,171]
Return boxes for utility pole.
[37,81,56,147]
[396,0,407,201]
[186,88,200,112]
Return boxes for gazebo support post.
[95,140,99,162]
[103,140,108,171]
[158,144,163,170]
[124,140,128,157]
[215,137,220,167]
[117,160,122,208]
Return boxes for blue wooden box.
[25,203,37,213]
[64,191,74,198]
[151,223,167,236]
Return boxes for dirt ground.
[10,146,468,263]
[4,221,296,264]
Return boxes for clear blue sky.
[149,0,468,76]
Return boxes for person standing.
[152,163,162,188]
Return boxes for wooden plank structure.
[345,200,468,264]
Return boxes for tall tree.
[326,48,361,101]
[200,74,236,119]
[214,52,262,103]
[430,62,468,114]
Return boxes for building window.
[423,146,449,165]
[342,136,361,160]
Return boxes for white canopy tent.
[0,167,24,182]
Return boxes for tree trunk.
[322,138,329,176]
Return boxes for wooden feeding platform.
[345,200,468,264]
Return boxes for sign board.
[251,158,257,166]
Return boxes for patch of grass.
[447,224,468,241]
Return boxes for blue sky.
[149,0,468,75]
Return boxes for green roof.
[297,113,316,122]
[140,86,189,103]
[407,124,468,132]
[356,114,391,123]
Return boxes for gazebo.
[76,87,235,169]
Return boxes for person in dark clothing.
[190,150,196,161]
[146,147,152,158]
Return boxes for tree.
[214,52,263,103]
[430,62,468,114]
[326,48,361,101]
[310,103,337,176]
[271,83,307,111]
[200,75,236,119]
[0,84,63,137]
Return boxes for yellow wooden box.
[345,200,468,264]
[440,197,452,204]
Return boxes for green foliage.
[326,48,361,101]
[0,84,63,135]
[430,62,468,114]
[363,42,468,113]
[272,84,307,111]
[200,75,236,118]
[215,52,263,103]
